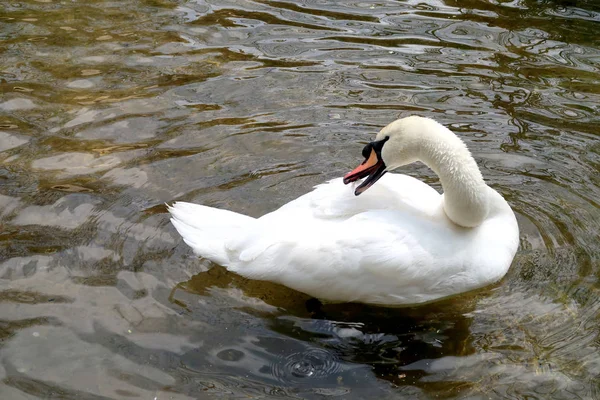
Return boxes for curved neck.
[417,128,489,228]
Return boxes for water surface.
[1,0,599,398]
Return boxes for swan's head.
[343,116,427,195]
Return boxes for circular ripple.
[270,348,342,383]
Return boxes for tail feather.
[168,201,254,265]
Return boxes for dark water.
[1,0,599,398]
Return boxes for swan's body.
[169,116,519,305]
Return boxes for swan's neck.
[417,128,489,228]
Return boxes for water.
[1,0,599,398]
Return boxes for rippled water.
[1,0,599,398]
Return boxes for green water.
[1,0,599,398]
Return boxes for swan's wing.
[224,206,468,304]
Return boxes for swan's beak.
[343,148,387,196]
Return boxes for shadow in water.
[170,266,484,396]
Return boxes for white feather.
[168,116,519,305]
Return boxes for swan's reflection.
[173,266,482,394]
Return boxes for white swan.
[169,116,519,305]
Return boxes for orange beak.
[343,148,387,196]
[344,149,379,184]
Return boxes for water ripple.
[271,348,343,381]
[1,0,600,398]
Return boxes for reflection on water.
[1,0,599,398]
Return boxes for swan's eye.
[362,143,372,159]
